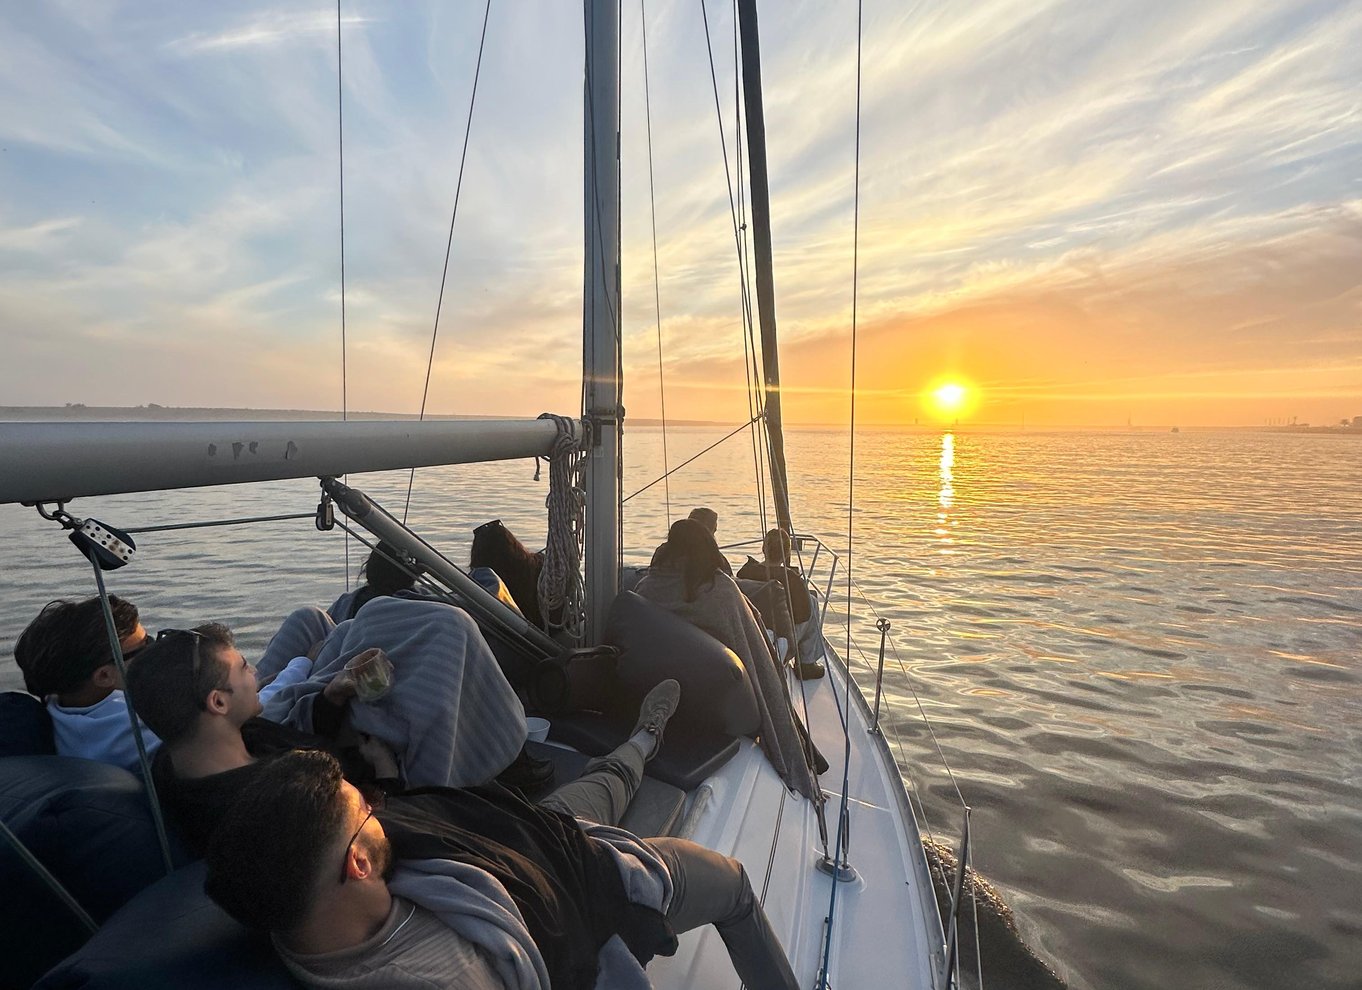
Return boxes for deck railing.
[721,531,981,989]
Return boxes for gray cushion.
[604,591,760,739]
[0,755,186,986]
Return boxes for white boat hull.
[646,638,946,989]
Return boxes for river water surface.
[2,426,1359,989]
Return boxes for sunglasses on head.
[154,628,217,706]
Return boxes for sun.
[922,378,977,422]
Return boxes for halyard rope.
[537,414,586,639]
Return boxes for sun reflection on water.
[936,432,956,553]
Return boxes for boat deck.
[639,646,945,989]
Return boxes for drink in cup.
[345,647,394,703]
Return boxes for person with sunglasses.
[12,596,317,774]
[124,598,545,854]
[203,720,800,988]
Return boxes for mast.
[736,0,794,535]
[582,0,622,642]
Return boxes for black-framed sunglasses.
[339,799,380,884]
[120,635,154,663]
[155,628,214,707]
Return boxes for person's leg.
[257,606,336,680]
[537,678,680,825]
[646,837,799,990]
[537,742,645,825]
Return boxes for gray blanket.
[634,567,819,799]
[261,597,526,789]
[386,822,671,990]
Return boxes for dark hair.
[205,750,349,932]
[762,528,792,565]
[15,596,140,697]
[124,622,235,745]
[687,506,718,534]
[650,518,731,601]
[470,519,546,627]
[343,543,420,619]
[364,543,418,597]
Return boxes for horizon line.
[3,404,1360,434]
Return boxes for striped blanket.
[260,597,526,789]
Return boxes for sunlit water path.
[2,427,1358,990]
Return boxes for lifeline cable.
[818,1,865,984]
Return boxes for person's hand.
[323,671,358,704]
[357,733,399,780]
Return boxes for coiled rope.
[536,414,586,639]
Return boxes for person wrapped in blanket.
[126,626,799,990]
[15,580,553,794]
[736,528,827,679]
[634,519,828,799]
[121,605,547,854]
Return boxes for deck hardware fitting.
[869,616,890,733]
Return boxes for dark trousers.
[539,742,799,990]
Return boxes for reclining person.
[126,609,529,851]
[469,519,556,629]
[12,596,315,773]
[635,519,826,798]
[328,542,423,622]
[205,744,800,990]
[737,528,826,678]
[18,586,534,792]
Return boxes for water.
[2,426,1359,990]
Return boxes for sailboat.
[0,3,973,987]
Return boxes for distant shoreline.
[1,406,1359,436]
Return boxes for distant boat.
[1171,426,1180,433]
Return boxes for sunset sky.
[1,0,1358,428]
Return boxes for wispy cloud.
[164,10,371,56]
[0,0,1357,427]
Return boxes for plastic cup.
[345,647,394,703]
[526,717,551,743]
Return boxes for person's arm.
[257,656,313,699]
[310,673,358,737]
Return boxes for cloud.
[0,0,1358,429]
[163,10,371,56]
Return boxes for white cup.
[526,716,551,743]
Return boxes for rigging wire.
[726,0,768,534]
[638,0,673,528]
[402,0,494,524]
[819,1,864,984]
[699,0,770,532]
[336,0,351,590]
[621,413,761,503]
[845,572,970,807]
[616,0,625,574]
[89,561,175,876]
[123,512,317,534]
[837,564,983,972]
[730,0,770,536]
